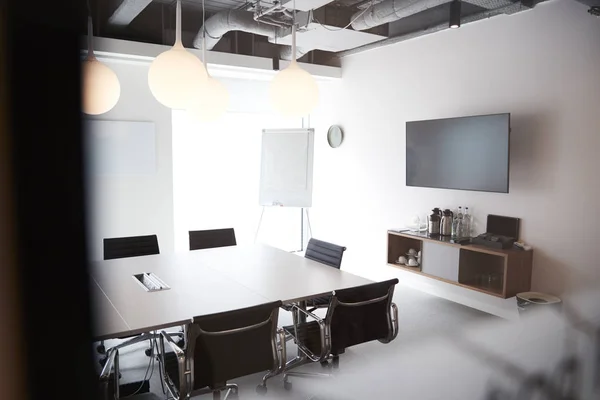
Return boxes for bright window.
[172,110,306,253]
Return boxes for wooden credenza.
[387,230,533,299]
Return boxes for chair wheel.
[96,344,106,354]
[144,348,153,357]
[320,360,329,368]
[284,380,292,391]
[227,393,239,400]
[255,384,267,395]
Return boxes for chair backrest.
[185,301,282,394]
[189,229,236,251]
[304,238,346,269]
[103,235,159,260]
[326,278,399,354]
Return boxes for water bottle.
[463,207,472,237]
[451,207,461,238]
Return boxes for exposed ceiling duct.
[92,0,555,66]
[192,9,310,60]
[193,10,277,51]
[351,0,452,30]
[338,2,525,56]
[192,6,386,60]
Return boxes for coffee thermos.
[427,208,442,236]
[440,209,454,236]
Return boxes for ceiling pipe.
[193,10,278,50]
[340,2,523,56]
[351,0,453,30]
[193,9,312,60]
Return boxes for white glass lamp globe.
[82,58,121,115]
[187,76,230,122]
[148,42,207,109]
[269,60,319,117]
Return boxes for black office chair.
[303,238,347,312]
[158,301,286,399]
[189,228,237,251]
[97,235,160,358]
[103,234,160,260]
[282,278,399,389]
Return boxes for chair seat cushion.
[283,321,323,357]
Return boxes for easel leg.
[254,206,265,244]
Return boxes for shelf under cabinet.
[387,262,504,297]
[388,262,421,273]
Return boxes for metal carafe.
[427,208,442,236]
[440,209,453,236]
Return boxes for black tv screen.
[406,113,510,193]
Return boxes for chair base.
[192,383,239,400]
[282,354,339,391]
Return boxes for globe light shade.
[269,61,319,117]
[148,43,208,109]
[187,77,230,122]
[81,58,121,115]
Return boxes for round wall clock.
[327,125,344,148]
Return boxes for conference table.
[90,244,373,341]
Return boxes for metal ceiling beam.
[108,0,153,27]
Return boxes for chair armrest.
[99,348,119,400]
[159,330,188,399]
[160,330,185,357]
[276,328,287,373]
[99,348,118,380]
[289,305,330,362]
[391,303,399,340]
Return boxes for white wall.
[309,0,600,310]
[85,60,175,261]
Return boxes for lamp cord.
[202,0,206,64]
[175,0,182,45]
[292,0,296,62]
[86,0,94,57]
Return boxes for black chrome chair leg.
[332,355,339,369]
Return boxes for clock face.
[327,125,344,148]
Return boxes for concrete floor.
[96,283,497,399]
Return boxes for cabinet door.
[421,241,460,282]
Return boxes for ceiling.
[87,0,596,67]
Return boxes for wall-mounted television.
[406,113,510,193]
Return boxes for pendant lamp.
[186,0,230,122]
[269,22,319,117]
[82,17,121,115]
[148,0,207,109]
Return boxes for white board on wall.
[84,120,156,175]
[259,128,314,207]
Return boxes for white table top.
[90,279,131,340]
[90,244,372,340]
[191,245,373,304]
